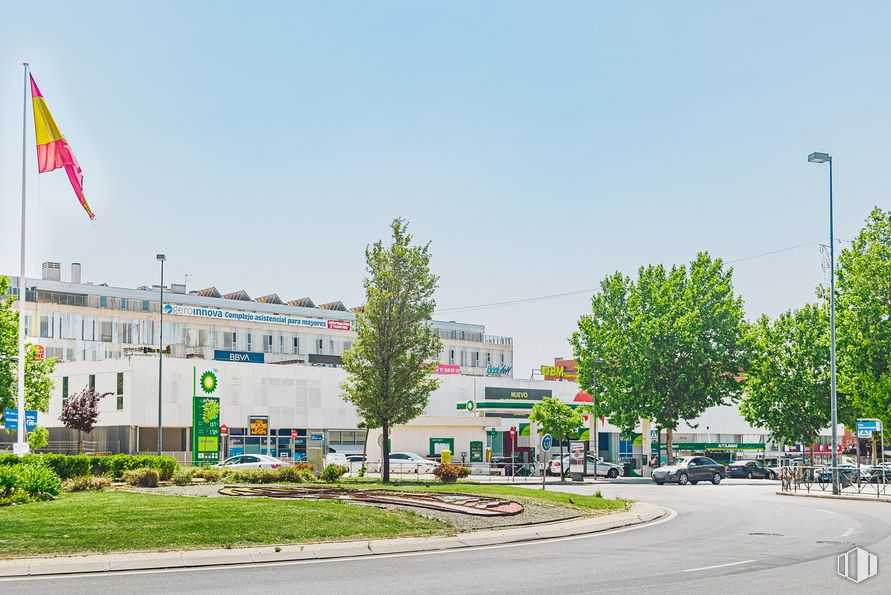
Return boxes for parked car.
[868,467,891,484]
[725,460,775,480]
[216,454,288,469]
[652,456,725,486]
[367,452,438,474]
[345,454,366,463]
[548,455,622,478]
[816,465,870,486]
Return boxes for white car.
[324,452,349,467]
[216,454,287,469]
[368,452,438,474]
[549,454,622,479]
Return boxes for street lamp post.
[591,357,604,480]
[808,151,839,495]
[156,254,165,457]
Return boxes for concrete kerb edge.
[3,502,667,577]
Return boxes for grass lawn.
[0,491,444,558]
[337,480,630,512]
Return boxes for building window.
[449,349,455,365]
[246,333,252,352]
[120,298,128,310]
[293,337,300,355]
[99,296,107,308]
[329,339,335,354]
[62,376,69,407]
[39,316,50,338]
[116,372,124,410]
[278,335,283,354]
[89,374,96,390]
[316,338,323,354]
[142,300,150,311]
[500,352,505,365]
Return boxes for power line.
[434,238,838,315]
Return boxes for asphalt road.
[4,479,890,594]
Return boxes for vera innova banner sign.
[163,303,352,332]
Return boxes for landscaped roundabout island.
[0,454,629,558]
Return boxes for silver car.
[216,454,287,469]
[549,454,622,478]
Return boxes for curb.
[776,491,891,504]
[0,502,666,578]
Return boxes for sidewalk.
[776,490,891,504]
[0,502,665,577]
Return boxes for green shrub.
[172,469,194,486]
[91,454,178,480]
[321,464,348,483]
[432,463,470,483]
[122,467,160,487]
[17,464,63,499]
[192,467,226,482]
[275,465,316,483]
[0,464,20,496]
[228,468,278,484]
[62,475,110,492]
[292,462,315,474]
[0,489,33,506]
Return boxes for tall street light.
[808,151,838,495]
[156,254,165,456]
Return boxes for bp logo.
[199,370,218,394]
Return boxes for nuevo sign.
[484,387,552,401]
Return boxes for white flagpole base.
[13,442,30,456]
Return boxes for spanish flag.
[30,74,94,219]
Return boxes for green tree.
[27,425,49,450]
[0,276,56,420]
[571,253,746,461]
[528,397,589,480]
[740,303,853,455]
[341,219,443,482]
[836,207,891,429]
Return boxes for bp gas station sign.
[192,367,221,465]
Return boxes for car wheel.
[655,480,665,485]
[712,472,722,485]
[678,472,689,485]
[746,471,753,479]
[607,468,619,479]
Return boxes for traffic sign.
[310,433,324,441]
[858,430,872,439]
[220,424,228,435]
[541,433,553,452]
[291,429,299,439]
[509,426,516,439]
[856,419,883,433]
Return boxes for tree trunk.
[79,430,84,455]
[666,428,674,465]
[382,420,390,483]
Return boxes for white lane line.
[683,559,756,573]
[814,508,835,514]
[842,528,854,537]
[0,507,679,582]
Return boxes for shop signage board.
[214,350,264,364]
[310,433,324,441]
[434,363,461,375]
[659,442,765,451]
[32,345,45,362]
[569,440,586,479]
[249,416,270,436]
[484,387,552,401]
[485,364,512,377]
[470,440,484,462]
[163,303,352,331]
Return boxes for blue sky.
[1,2,889,375]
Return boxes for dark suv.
[652,456,726,485]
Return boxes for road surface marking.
[842,528,854,537]
[683,559,755,573]
[814,508,835,514]
[0,507,678,582]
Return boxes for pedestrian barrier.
[779,465,890,497]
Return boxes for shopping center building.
[4,263,842,469]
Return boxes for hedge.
[0,453,178,480]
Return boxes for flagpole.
[16,62,30,456]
